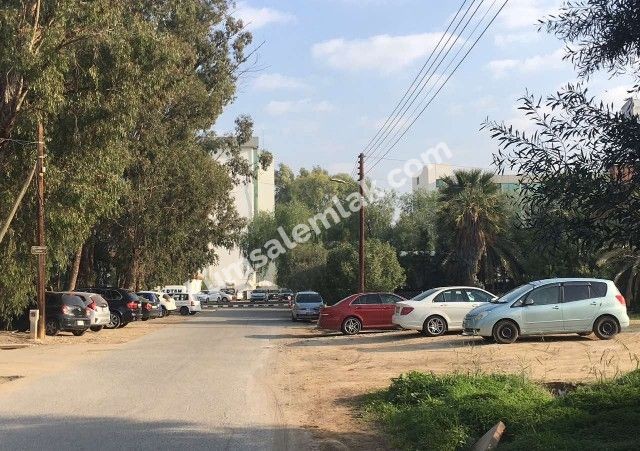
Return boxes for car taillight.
[145,303,152,311]
[616,294,626,307]
[87,301,97,310]
[400,307,414,315]
[127,301,138,310]
[62,304,71,314]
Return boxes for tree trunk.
[67,244,83,290]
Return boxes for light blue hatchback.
[463,278,630,344]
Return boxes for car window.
[526,284,560,306]
[466,290,493,303]
[563,284,590,303]
[438,290,469,302]
[353,294,381,305]
[380,294,402,304]
[108,290,123,301]
[296,293,323,303]
[591,282,607,298]
[410,288,440,301]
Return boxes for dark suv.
[79,287,141,329]
[45,292,91,336]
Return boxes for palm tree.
[597,248,640,307]
[438,169,513,287]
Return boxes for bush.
[365,370,640,450]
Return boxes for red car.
[318,292,405,335]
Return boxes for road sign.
[30,246,47,255]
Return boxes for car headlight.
[475,311,490,321]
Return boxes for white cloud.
[599,84,637,109]
[252,73,308,91]
[312,32,458,73]
[235,2,295,30]
[487,48,566,78]
[499,0,562,30]
[265,99,334,116]
[494,31,541,47]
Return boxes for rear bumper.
[59,317,90,330]
[295,312,320,320]
[91,312,111,326]
[391,314,422,330]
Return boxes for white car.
[393,287,497,336]
[138,291,177,317]
[70,292,111,332]
[197,289,231,304]
[169,292,202,316]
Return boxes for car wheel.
[72,329,87,337]
[593,316,619,340]
[180,306,189,316]
[189,311,197,316]
[106,313,121,329]
[141,317,149,321]
[341,317,362,335]
[160,306,167,318]
[90,325,103,332]
[422,316,447,337]
[493,320,519,344]
[45,319,60,336]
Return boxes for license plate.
[76,320,85,326]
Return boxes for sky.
[216,0,637,191]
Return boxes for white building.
[412,163,521,193]
[186,137,275,294]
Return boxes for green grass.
[364,370,640,451]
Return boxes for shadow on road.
[0,415,387,451]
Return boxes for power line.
[360,0,472,159]
[366,0,510,175]
[364,0,485,165]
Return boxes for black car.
[136,292,162,320]
[278,288,295,302]
[78,287,141,329]
[44,292,91,336]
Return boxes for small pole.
[36,121,46,340]
[358,153,365,293]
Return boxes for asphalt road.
[0,309,312,451]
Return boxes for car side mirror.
[523,298,534,306]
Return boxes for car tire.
[106,313,122,329]
[341,317,362,335]
[160,306,167,318]
[189,312,197,316]
[593,316,619,340]
[493,320,519,344]
[422,316,447,337]
[72,329,87,337]
[45,319,60,336]
[180,306,189,316]
[90,325,103,332]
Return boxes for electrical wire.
[366,0,510,175]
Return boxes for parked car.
[279,288,295,303]
[291,291,323,321]
[250,289,268,302]
[197,289,232,304]
[68,292,111,332]
[168,292,202,315]
[78,287,141,329]
[138,291,177,317]
[136,292,163,320]
[393,287,497,336]
[267,289,281,301]
[318,292,405,335]
[44,292,92,336]
[463,278,630,344]
[221,287,237,301]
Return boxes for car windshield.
[296,293,323,303]
[491,284,533,304]
[410,288,440,301]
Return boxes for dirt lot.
[274,320,640,450]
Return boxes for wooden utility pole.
[36,121,46,339]
[358,153,365,293]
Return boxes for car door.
[521,283,562,333]
[379,294,404,326]
[561,282,602,332]
[351,294,383,327]
[434,289,472,329]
